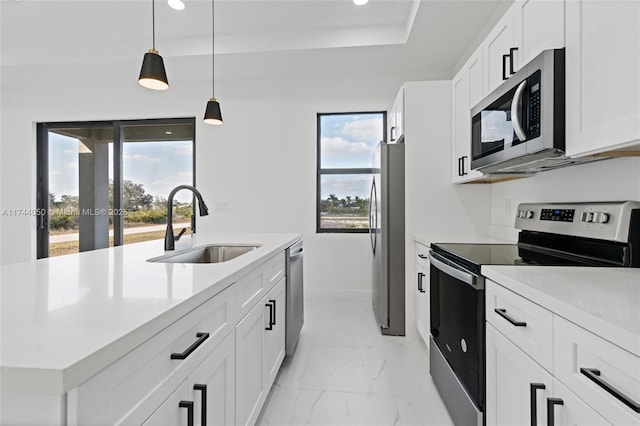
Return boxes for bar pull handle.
[503,53,510,80]
[179,401,194,426]
[390,126,397,142]
[418,272,426,293]
[265,300,276,330]
[530,383,546,426]
[418,254,428,260]
[171,332,210,360]
[194,384,207,426]
[580,368,640,413]
[461,156,468,176]
[494,308,527,327]
[457,156,462,176]
[509,47,519,74]
[546,398,563,426]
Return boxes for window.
[316,112,386,233]
[37,118,195,258]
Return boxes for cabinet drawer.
[236,252,285,320]
[68,285,236,426]
[415,242,430,270]
[486,280,553,371]
[554,316,640,425]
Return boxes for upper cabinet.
[513,0,565,67]
[484,6,517,94]
[388,87,404,142]
[565,0,640,157]
[452,46,485,183]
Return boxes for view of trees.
[320,194,369,214]
[49,180,193,231]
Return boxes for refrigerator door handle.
[369,179,377,254]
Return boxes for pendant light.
[139,0,169,90]
[204,0,223,125]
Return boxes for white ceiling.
[1,0,509,81]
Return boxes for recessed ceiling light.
[353,0,369,5]
[168,0,185,10]
[165,131,173,135]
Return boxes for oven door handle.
[428,250,481,289]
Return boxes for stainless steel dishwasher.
[285,239,304,357]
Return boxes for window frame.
[316,111,387,234]
[36,117,196,258]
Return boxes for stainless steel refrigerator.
[369,140,405,336]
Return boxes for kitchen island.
[1,232,300,425]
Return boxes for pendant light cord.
[152,0,156,50]
[211,0,216,97]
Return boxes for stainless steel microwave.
[470,49,569,174]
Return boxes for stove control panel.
[515,201,640,243]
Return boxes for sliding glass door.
[37,118,195,258]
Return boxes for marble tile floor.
[256,290,454,426]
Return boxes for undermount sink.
[147,244,261,264]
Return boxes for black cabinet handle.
[461,156,468,176]
[509,47,519,74]
[194,384,207,426]
[457,156,463,176]
[530,383,546,426]
[546,398,563,426]
[494,308,527,327]
[418,272,426,293]
[171,332,210,360]
[580,368,640,413]
[179,401,194,426]
[418,254,428,260]
[503,53,510,80]
[390,126,396,142]
[265,300,276,330]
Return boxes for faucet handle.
[174,228,187,242]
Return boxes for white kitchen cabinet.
[565,0,640,157]
[513,0,564,67]
[486,323,554,426]
[236,277,286,426]
[484,4,517,94]
[388,87,404,142]
[142,381,190,426]
[415,242,430,344]
[550,379,611,426]
[188,331,236,426]
[143,332,236,426]
[263,277,286,388]
[451,46,485,183]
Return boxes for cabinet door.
[486,324,554,426]
[142,381,190,426]
[415,262,429,344]
[549,379,611,426]
[484,5,516,93]
[235,300,266,426]
[452,47,485,183]
[513,0,564,67]
[565,0,640,156]
[263,277,286,389]
[189,332,235,426]
[389,88,404,142]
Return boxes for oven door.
[429,250,485,410]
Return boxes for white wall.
[0,57,428,293]
[489,157,640,241]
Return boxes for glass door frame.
[36,117,196,259]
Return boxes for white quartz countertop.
[482,266,640,356]
[0,233,300,392]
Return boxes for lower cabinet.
[486,323,553,426]
[415,242,430,344]
[143,332,235,426]
[236,276,286,426]
[550,379,610,426]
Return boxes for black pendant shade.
[204,98,223,125]
[139,49,169,90]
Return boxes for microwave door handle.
[511,80,528,142]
